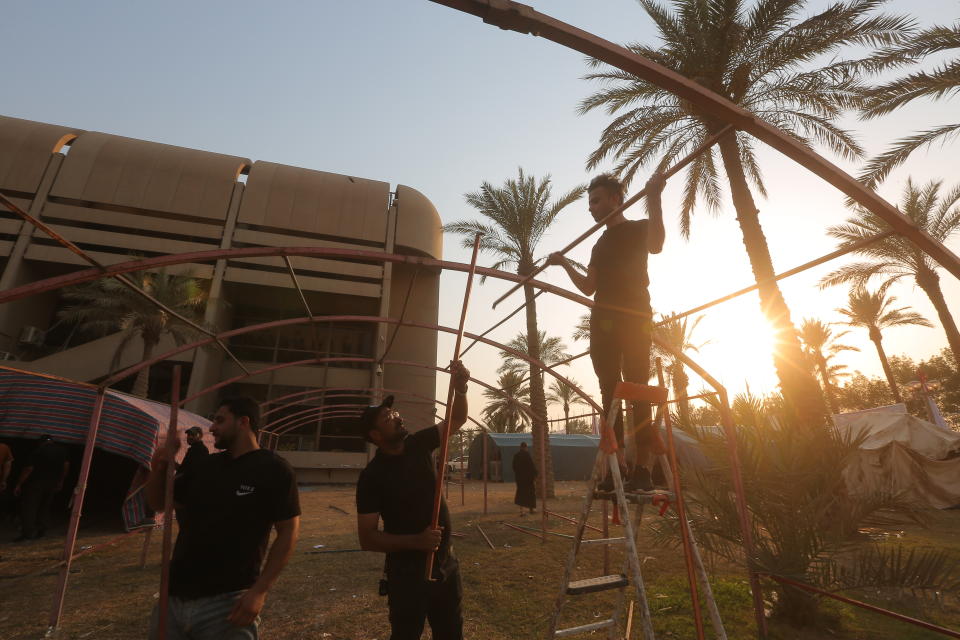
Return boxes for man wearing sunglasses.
[355,360,470,640]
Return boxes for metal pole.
[482,433,488,515]
[158,366,181,640]
[540,426,548,544]
[426,234,482,580]
[657,360,706,640]
[48,388,106,630]
[460,433,465,507]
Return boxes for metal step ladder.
[546,370,728,639]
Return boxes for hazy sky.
[2,0,957,425]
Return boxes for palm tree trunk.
[869,328,902,404]
[817,353,839,414]
[916,268,960,364]
[671,362,691,427]
[521,263,554,498]
[716,135,827,426]
[132,339,156,398]
[563,402,570,435]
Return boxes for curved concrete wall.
[395,185,442,259]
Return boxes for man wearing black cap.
[177,426,209,477]
[356,360,470,640]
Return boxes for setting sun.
[692,300,782,397]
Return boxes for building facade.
[0,115,442,481]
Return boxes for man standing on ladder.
[355,360,470,640]
[548,172,666,491]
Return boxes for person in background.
[13,434,69,542]
[511,441,537,517]
[177,426,209,477]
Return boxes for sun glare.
[695,307,781,397]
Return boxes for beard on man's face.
[214,430,233,450]
[384,417,407,445]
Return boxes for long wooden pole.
[425,234,482,579]
[492,125,734,308]
[48,388,106,630]
[158,365,181,640]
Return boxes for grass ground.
[1,481,958,639]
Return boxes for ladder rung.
[567,574,628,595]
[555,619,615,637]
[580,537,626,546]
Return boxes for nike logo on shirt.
[236,484,255,496]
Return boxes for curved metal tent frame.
[3,2,956,637]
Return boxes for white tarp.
[834,406,960,460]
[834,407,960,509]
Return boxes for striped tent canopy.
[0,366,211,529]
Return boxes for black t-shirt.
[356,426,451,574]
[170,449,301,599]
[28,442,68,486]
[589,219,651,312]
[178,440,209,477]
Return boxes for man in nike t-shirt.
[146,396,300,639]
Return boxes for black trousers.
[590,308,653,447]
[386,555,463,640]
[20,481,56,537]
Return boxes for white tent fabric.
[834,406,960,509]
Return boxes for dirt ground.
[1,480,958,639]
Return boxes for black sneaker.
[625,467,654,493]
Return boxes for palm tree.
[798,318,859,414]
[58,269,207,398]
[653,312,707,427]
[546,378,589,434]
[836,285,933,403]
[820,178,960,363]
[859,23,960,188]
[481,371,531,433]
[445,172,585,496]
[498,330,571,377]
[572,313,591,343]
[579,0,911,426]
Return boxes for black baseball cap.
[357,395,394,436]
[185,426,203,437]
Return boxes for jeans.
[590,308,653,447]
[149,590,258,640]
[386,554,463,640]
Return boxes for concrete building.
[0,115,442,481]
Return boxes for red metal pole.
[48,388,106,629]
[767,574,960,638]
[426,234,482,580]
[540,426,547,544]
[482,433,488,515]
[158,366,181,640]
[657,359,705,639]
[460,433,465,507]
[546,510,603,533]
